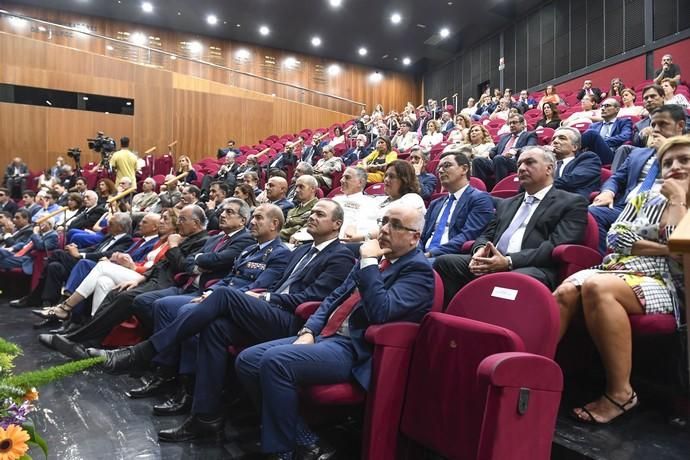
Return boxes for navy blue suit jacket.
[419,186,494,256]
[268,239,355,312]
[211,237,290,293]
[83,234,133,261]
[489,131,538,159]
[417,173,438,200]
[195,229,256,286]
[587,118,633,149]
[554,151,602,198]
[601,147,656,206]
[305,248,434,390]
[128,236,159,262]
[20,231,59,274]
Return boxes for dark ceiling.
[5,0,545,73]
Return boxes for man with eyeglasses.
[420,152,493,258]
[89,201,355,444]
[583,98,633,164]
[434,147,588,305]
[653,54,681,85]
[577,80,602,102]
[234,202,433,459]
[472,113,538,188]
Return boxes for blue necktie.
[428,194,456,250]
[639,159,659,193]
[496,196,537,255]
[275,246,319,294]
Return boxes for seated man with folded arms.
[420,151,494,259]
[233,203,434,459]
[329,167,379,242]
[312,146,343,190]
[434,147,589,305]
[582,98,633,165]
[87,200,356,444]
[131,177,160,214]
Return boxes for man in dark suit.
[582,98,633,164]
[3,157,29,199]
[0,209,33,248]
[435,147,589,305]
[0,188,18,216]
[300,138,322,166]
[268,143,299,172]
[0,219,59,275]
[589,105,686,253]
[576,79,603,102]
[204,182,229,231]
[37,205,209,348]
[551,127,602,198]
[413,106,431,138]
[234,203,434,458]
[420,151,494,258]
[265,176,295,218]
[12,212,134,308]
[342,134,371,166]
[65,191,105,233]
[472,113,538,187]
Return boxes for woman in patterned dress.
[554,135,690,424]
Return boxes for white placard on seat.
[491,286,518,301]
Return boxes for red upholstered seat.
[490,173,520,198]
[469,176,487,191]
[364,183,386,195]
[326,186,342,198]
[628,314,677,336]
[400,272,563,460]
[153,154,173,176]
[536,126,555,145]
[295,272,445,460]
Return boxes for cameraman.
[109,136,138,185]
[3,157,29,199]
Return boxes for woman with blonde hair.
[175,155,198,184]
[447,113,471,144]
[420,119,443,153]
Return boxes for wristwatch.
[506,255,513,270]
[297,327,314,337]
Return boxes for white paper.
[491,286,518,301]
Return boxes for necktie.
[555,160,564,178]
[321,260,390,337]
[97,235,115,252]
[213,234,229,252]
[600,122,613,138]
[15,241,34,257]
[639,159,659,193]
[496,196,538,255]
[501,134,518,155]
[274,246,319,294]
[428,194,457,250]
[127,238,145,254]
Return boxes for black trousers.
[39,251,81,303]
[65,278,163,345]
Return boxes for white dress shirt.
[505,185,552,254]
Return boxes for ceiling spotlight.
[439,27,450,38]
[130,32,147,45]
[106,45,114,51]
[390,13,402,24]
[141,2,154,13]
[188,41,203,53]
[368,72,383,83]
[402,57,411,65]
[170,55,177,60]
[358,47,367,56]
[259,25,270,36]
[38,26,46,32]
[311,36,322,47]
[235,48,251,60]
[206,15,218,25]
[327,64,341,76]
[329,0,343,7]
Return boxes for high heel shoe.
[31,303,72,321]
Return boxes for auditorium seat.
[326,186,342,198]
[399,272,562,460]
[294,272,445,460]
[535,127,555,145]
[153,154,173,176]
[490,173,520,199]
[365,183,386,195]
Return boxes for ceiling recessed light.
[206,15,218,25]
[259,25,270,36]
[390,13,402,24]
[358,47,367,56]
[311,36,322,47]
[170,55,177,60]
[402,57,411,65]
[439,27,450,38]
[106,45,114,51]
[130,32,147,45]
[8,17,27,28]
[141,2,154,13]
[177,11,181,15]
[368,72,383,83]
[329,0,343,7]
[327,64,341,76]
[188,41,203,53]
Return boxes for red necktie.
[14,241,34,257]
[320,260,390,337]
[501,134,518,155]
[213,234,229,252]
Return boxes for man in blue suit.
[551,127,602,198]
[583,98,633,164]
[472,113,538,188]
[589,105,686,253]
[234,203,434,459]
[420,151,493,257]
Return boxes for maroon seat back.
[491,173,519,192]
[365,183,386,195]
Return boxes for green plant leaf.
[23,421,48,458]
[3,357,104,390]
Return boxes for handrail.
[0,9,366,110]
[668,212,690,399]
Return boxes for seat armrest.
[477,352,563,392]
[294,301,321,321]
[365,322,420,348]
[552,244,601,267]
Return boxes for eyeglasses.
[437,162,457,170]
[600,103,615,108]
[377,217,417,232]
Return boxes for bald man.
[265,176,294,218]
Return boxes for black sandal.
[31,303,73,321]
[571,391,639,425]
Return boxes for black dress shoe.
[33,317,62,330]
[157,414,225,443]
[296,441,337,460]
[51,335,89,359]
[38,333,56,350]
[127,375,176,399]
[87,347,144,374]
[153,389,192,416]
[49,321,81,335]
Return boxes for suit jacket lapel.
[494,193,525,243]
[523,188,556,238]
[450,187,471,223]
